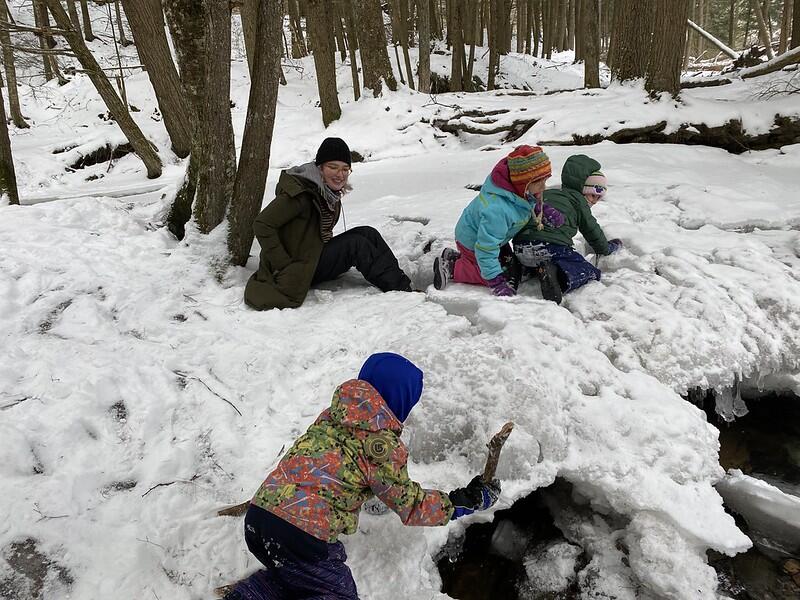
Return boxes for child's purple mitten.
[533,203,565,228]
[486,275,516,297]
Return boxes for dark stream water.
[437,392,800,599]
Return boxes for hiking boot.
[536,261,563,304]
[504,255,523,292]
[433,247,460,290]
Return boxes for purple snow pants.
[228,505,359,600]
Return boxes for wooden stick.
[482,421,514,482]
[217,501,249,517]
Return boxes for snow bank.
[4,14,800,599]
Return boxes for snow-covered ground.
[2,8,800,600]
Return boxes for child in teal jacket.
[434,145,560,296]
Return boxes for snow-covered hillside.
[2,9,800,600]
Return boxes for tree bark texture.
[241,0,258,75]
[449,0,464,91]
[0,2,29,128]
[43,0,162,178]
[33,1,54,81]
[583,0,600,88]
[793,0,800,49]
[121,0,191,158]
[0,82,19,205]
[79,0,95,41]
[163,0,236,234]
[418,0,431,92]
[779,0,792,53]
[645,0,688,98]
[307,0,342,126]
[228,0,283,266]
[609,0,653,81]
[356,0,397,95]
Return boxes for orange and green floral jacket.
[251,379,454,542]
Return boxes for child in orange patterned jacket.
[225,353,501,600]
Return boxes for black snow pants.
[311,226,412,292]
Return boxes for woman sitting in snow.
[224,353,501,600]
[433,145,563,297]
[512,154,623,305]
[244,137,412,311]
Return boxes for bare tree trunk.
[33,1,54,81]
[610,0,653,81]
[751,0,775,58]
[397,0,415,89]
[163,0,235,234]
[645,0,688,97]
[357,0,397,95]
[113,1,131,46]
[779,0,792,54]
[307,0,342,126]
[0,82,19,205]
[228,0,283,267]
[583,0,600,87]
[241,0,257,75]
[418,0,431,92]
[516,0,525,52]
[79,0,95,41]
[66,0,80,30]
[121,0,191,157]
[288,0,308,57]
[341,0,361,99]
[568,0,576,51]
[533,0,540,56]
[728,0,736,47]
[43,0,162,177]
[792,0,800,49]
[0,2,29,128]
[488,0,500,88]
[333,3,347,62]
[449,0,464,90]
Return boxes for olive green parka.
[514,154,611,255]
[244,168,341,310]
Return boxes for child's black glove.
[448,476,501,519]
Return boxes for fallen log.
[740,46,800,79]
[539,115,800,154]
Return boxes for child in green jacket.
[513,154,622,304]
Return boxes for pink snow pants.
[452,241,512,286]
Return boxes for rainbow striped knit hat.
[507,145,552,197]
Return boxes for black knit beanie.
[314,137,352,166]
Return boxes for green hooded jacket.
[244,167,341,310]
[513,154,610,255]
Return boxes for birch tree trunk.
[121,0,191,158]
[307,0,342,126]
[0,82,19,205]
[228,0,283,266]
[43,0,162,178]
[0,2,29,128]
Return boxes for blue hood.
[358,353,423,422]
